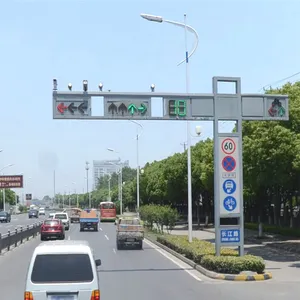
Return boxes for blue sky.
[0,0,298,199]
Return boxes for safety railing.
[0,221,43,253]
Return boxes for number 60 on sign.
[221,138,236,154]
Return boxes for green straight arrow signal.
[138,103,147,115]
[128,103,137,115]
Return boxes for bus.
[99,201,116,222]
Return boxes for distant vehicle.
[0,211,11,223]
[80,210,99,232]
[40,219,65,241]
[28,210,39,219]
[39,208,45,216]
[70,208,82,223]
[30,204,38,211]
[99,201,116,222]
[53,212,70,231]
[48,211,55,218]
[25,240,101,300]
[116,217,144,250]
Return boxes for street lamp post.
[141,13,199,242]
[72,182,77,208]
[0,164,14,211]
[108,174,111,201]
[129,120,143,216]
[85,162,91,208]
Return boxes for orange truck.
[79,209,99,232]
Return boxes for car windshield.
[55,214,67,219]
[0,212,6,216]
[44,220,59,226]
[101,203,115,209]
[121,218,140,225]
[31,254,94,283]
[29,210,37,213]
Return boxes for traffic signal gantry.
[52,76,289,256]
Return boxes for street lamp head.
[68,83,72,91]
[53,79,57,91]
[150,84,155,92]
[98,83,103,91]
[195,125,202,136]
[107,148,114,152]
[83,80,88,92]
[140,13,163,23]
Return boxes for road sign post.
[52,76,289,256]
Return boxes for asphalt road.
[0,213,46,235]
[1,222,300,299]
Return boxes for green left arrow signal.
[138,103,147,115]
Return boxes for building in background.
[93,159,129,189]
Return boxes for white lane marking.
[144,239,202,281]
[104,234,109,240]
[113,248,116,254]
[100,228,103,231]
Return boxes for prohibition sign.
[221,138,236,155]
[222,156,236,172]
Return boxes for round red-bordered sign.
[221,138,236,155]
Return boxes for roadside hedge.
[245,222,300,238]
[140,204,178,233]
[157,235,265,274]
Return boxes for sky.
[0,0,298,199]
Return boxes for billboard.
[0,175,23,188]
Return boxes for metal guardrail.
[0,222,43,253]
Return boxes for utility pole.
[53,170,56,206]
[180,142,187,151]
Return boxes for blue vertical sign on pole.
[219,137,240,215]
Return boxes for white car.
[39,208,45,216]
[53,212,70,230]
[25,240,101,300]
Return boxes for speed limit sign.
[221,138,236,154]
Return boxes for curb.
[145,236,272,281]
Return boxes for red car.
[40,219,65,241]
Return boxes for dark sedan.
[28,209,39,218]
[0,211,11,223]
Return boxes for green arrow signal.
[128,103,137,115]
[138,103,147,115]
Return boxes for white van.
[25,240,101,300]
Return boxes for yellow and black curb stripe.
[212,272,272,281]
[145,236,272,281]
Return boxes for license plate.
[50,296,75,300]
[127,238,134,242]
[87,223,91,225]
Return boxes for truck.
[116,217,144,250]
[79,209,99,232]
[70,208,82,223]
